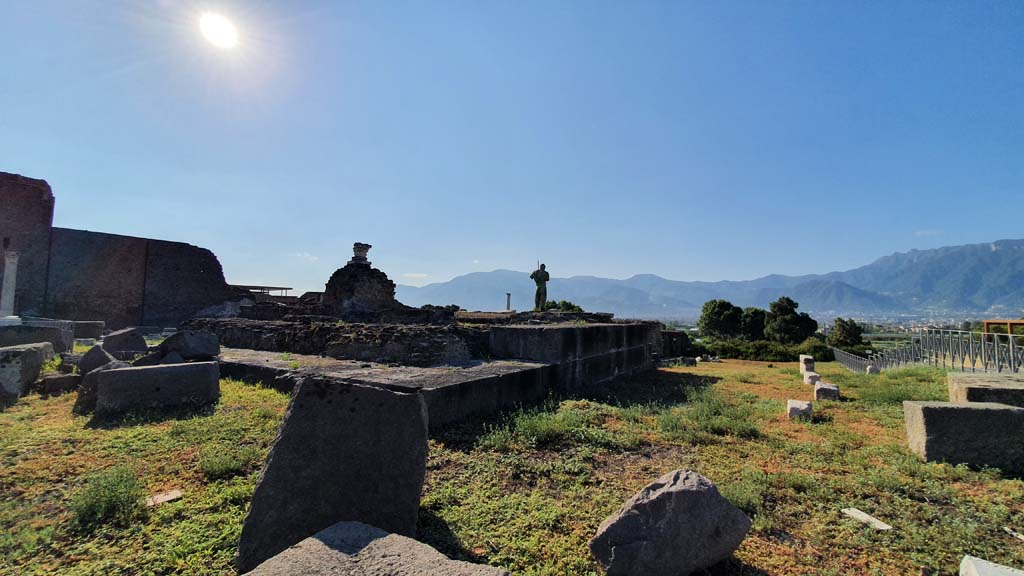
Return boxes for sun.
[199,12,239,49]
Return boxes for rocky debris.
[131,351,164,367]
[161,351,185,364]
[183,318,489,367]
[158,330,219,360]
[73,361,130,413]
[38,373,81,396]
[236,375,428,573]
[242,521,509,576]
[102,327,148,353]
[814,382,840,401]
[589,469,750,576]
[802,371,821,385]
[787,400,813,420]
[0,343,55,401]
[94,362,220,415]
[58,353,80,373]
[80,345,116,375]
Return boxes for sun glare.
[199,12,239,49]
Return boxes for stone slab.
[841,507,892,530]
[0,325,72,353]
[948,373,1024,408]
[236,375,428,573]
[802,371,821,385]
[961,555,1024,576]
[787,399,812,420]
[71,321,105,339]
[904,401,1024,472]
[94,362,220,415]
[39,373,81,396]
[243,521,509,576]
[101,327,148,352]
[814,382,840,401]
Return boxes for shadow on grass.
[84,402,217,429]
[708,556,771,575]
[416,508,483,564]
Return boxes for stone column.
[0,251,18,318]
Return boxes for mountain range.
[395,239,1024,320]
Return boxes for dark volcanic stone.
[235,376,428,573]
[39,373,81,396]
[80,345,117,375]
[94,362,220,415]
[102,328,148,353]
[242,521,509,576]
[74,361,130,413]
[589,469,750,576]
[158,330,220,360]
[131,351,163,367]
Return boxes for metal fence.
[831,328,1024,374]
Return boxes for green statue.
[530,263,549,311]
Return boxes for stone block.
[236,375,428,573]
[74,360,130,413]
[102,327,148,352]
[866,365,880,374]
[948,373,1024,408]
[903,401,1024,472]
[802,371,821,385]
[243,521,509,576]
[79,345,116,375]
[960,555,1024,576]
[158,330,220,360]
[814,382,840,401]
[71,321,105,339]
[94,362,220,415]
[39,373,81,396]
[130,351,163,367]
[589,470,749,576]
[0,325,72,353]
[799,354,815,374]
[787,399,812,420]
[0,342,54,400]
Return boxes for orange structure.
[982,319,1024,335]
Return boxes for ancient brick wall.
[0,172,54,315]
[45,228,148,328]
[142,239,241,328]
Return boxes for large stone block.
[243,521,509,576]
[948,373,1024,408]
[0,325,71,353]
[79,345,116,375]
[74,360,129,413]
[94,362,220,415]
[814,382,840,401]
[802,371,821,385]
[787,399,813,420]
[589,469,750,576]
[236,376,428,573]
[799,354,815,375]
[158,329,220,360]
[71,321,105,339]
[904,401,1024,472]
[960,555,1024,576]
[102,327,148,352]
[0,342,54,400]
[39,373,81,396]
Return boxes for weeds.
[70,466,145,529]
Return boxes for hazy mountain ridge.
[396,239,1024,319]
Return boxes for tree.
[740,307,767,341]
[827,317,864,348]
[698,299,743,339]
[764,296,818,345]
[543,300,583,312]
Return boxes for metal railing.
[831,328,1023,374]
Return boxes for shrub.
[704,339,798,362]
[796,337,834,361]
[70,466,145,528]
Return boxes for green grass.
[1,363,1022,575]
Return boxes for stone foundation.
[904,401,1024,472]
[948,373,1024,408]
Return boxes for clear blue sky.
[2,1,1021,294]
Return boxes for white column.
[0,251,18,318]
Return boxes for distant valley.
[396,239,1024,321]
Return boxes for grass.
[1,363,1022,575]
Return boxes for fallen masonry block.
[814,382,840,401]
[960,555,1024,576]
[94,362,220,415]
[146,490,183,507]
[236,375,428,574]
[39,373,81,396]
[0,325,72,353]
[158,330,219,360]
[101,327,148,353]
[787,400,812,421]
[799,354,815,375]
[79,345,116,375]
[74,361,130,413]
[589,469,750,576]
[243,521,509,576]
[948,373,1024,408]
[802,371,821,385]
[0,343,54,400]
[903,401,1024,473]
[71,321,105,340]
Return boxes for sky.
[1,1,1022,294]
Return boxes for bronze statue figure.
[530,263,549,311]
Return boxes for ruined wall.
[45,228,148,328]
[0,172,54,315]
[142,239,241,328]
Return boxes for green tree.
[763,296,818,345]
[826,317,864,348]
[543,300,583,313]
[740,307,767,341]
[698,299,743,339]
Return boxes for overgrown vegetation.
[69,466,145,529]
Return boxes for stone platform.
[904,401,1024,473]
[220,348,551,430]
[948,373,1024,408]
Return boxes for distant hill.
[396,239,1024,319]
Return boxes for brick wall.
[0,172,54,315]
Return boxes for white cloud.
[914,229,943,238]
[402,273,429,278]
[294,252,320,262]
[472,259,480,264]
